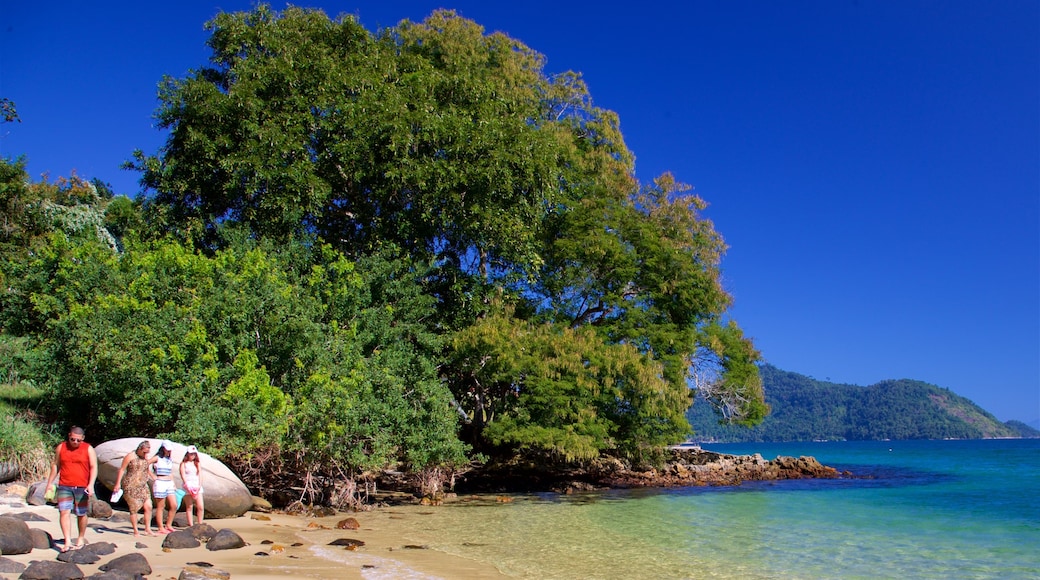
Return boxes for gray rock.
[25,481,49,506]
[328,538,365,549]
[6,511,49,522]
[251,495,272,512]
[186,523,218,542]
[0,556,26,574]
[0,459,19,483]
[204,529,245,551]
[98,553,151,577]
[18,560,84,579]
[95,439,252,518]
[88,497,113,519]
[30,528,53,550]
[0,516,33,555]
[162,530,201,549]
[82,542,117,556]
[57,547,101,565]
[178,564,230,580]
[85,571,143,580]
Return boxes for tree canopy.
[2,4,766,501]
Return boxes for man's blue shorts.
[55,485,90,516]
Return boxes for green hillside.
[688,364,1039,442]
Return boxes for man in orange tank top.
[44,425,98,552]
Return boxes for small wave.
[310,544,445,580]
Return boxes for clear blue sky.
[3,1,1037,424]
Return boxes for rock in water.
[95,438,252,518]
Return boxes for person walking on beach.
[152,442,178,533]
[44,426,98,552]
[111,440,159,536]
[179,445,205,526]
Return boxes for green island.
[688,364,1040,442]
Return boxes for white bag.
[110,489,123,503]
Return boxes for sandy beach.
[0,487,508,579]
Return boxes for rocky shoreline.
[443,447,847,495]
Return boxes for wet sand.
[0,491,508,579]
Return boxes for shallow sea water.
[319,439,1040,579]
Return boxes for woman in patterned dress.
[112,440,158,536]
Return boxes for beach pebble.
[328,538,365,550]
[336,517,360,530]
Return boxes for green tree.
[129,4,766,463]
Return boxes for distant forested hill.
[687,364,1040,442]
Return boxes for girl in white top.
[152,442,177,533]
[179,445,205,525]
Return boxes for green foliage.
[4,5,766,489]
[22,234,465,478]
[0,380,56,481]
[0,98,18,124]
[449,304,689,461]
[688,364,1023,441]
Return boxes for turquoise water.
[343,439,1039,579]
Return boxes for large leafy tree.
[130,5,766,462]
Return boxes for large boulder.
[95,438,252,518]
[0,516,34,555]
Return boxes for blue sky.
[3,1,1037,424]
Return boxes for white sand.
[0,490,508,579]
